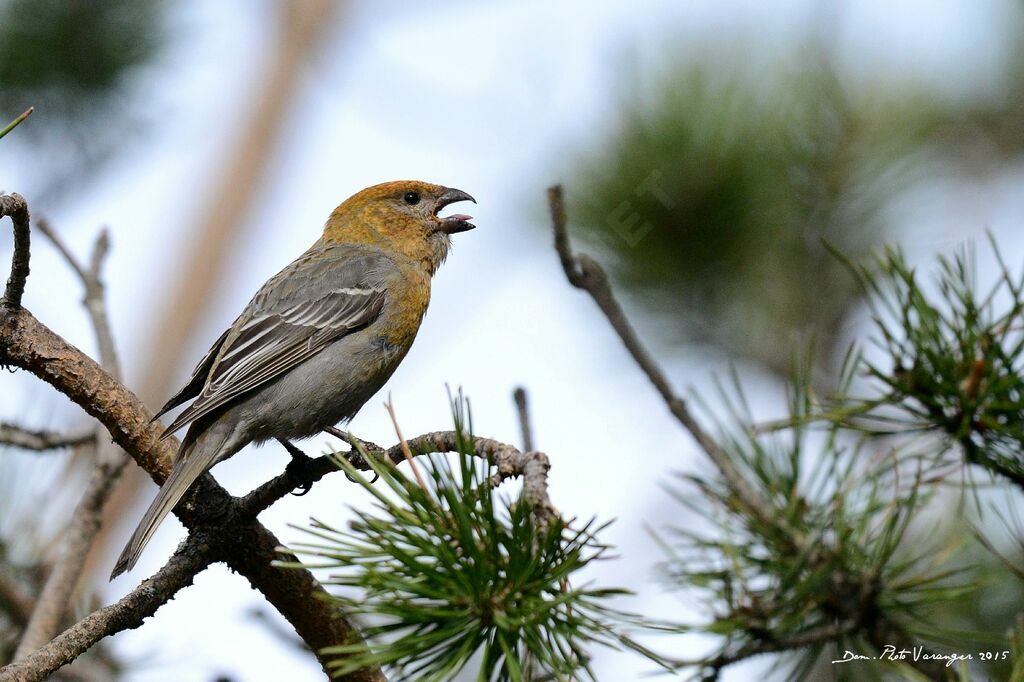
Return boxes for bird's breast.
[378,266,432,352]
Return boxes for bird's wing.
[151,327,231,423]
[159,246,391,439]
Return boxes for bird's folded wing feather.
[159,246,391,439]
[151,327,231,423]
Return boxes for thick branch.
[0,542,212,682]
[546,185,780,535]
[0,307,381,681]
[1,193,30,310]
[0,423,95,452]
[0,309,174,478]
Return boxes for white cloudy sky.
[3,1,1024,680]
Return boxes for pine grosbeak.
[111,180,476,578]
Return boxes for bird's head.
[324,181,476,273]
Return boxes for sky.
[2,0,1024,680]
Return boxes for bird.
[111,180,476,579]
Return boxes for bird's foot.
[278,438,314,496]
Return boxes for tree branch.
[546,185,780,535]
[35,220,120,375]
[0,423,95,452]
[0,307,382,680]
[1,193,30,310]
[0,542,213,682]
[240,430,553,520]
[2,195,556,680]
[12,436,128,661]
[14,226,128,660]
[1,200,382,679]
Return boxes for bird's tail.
[109,438,222,580]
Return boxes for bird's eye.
[403,191,420,205]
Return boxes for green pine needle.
[657,343,979,679]
[0,107,32,141]
[832,239,1024,487]
[285,396,663,681]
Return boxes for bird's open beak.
[434,188,477,234]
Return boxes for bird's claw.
[280,438,314,496]
[286,457,314,496]
[344,468,379,484]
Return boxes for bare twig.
[546,185,780,535]
[0,423,95,452]
[0,542,213,682]
[513,386,534,452]
[14,227,129,661]
[34,221,120,374]
[518,451,553,524]
[13,438,116,661]
[1,193,30,311]
[31,220,87,283]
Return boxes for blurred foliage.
[0,0,160,98]
[1009,614,1024,682]
[565,17,1024,376]
[924,529,1024,682]
[0,0,165,197]
[570,64,880,375]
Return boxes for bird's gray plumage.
[160,246,389,438]
[111,243,406,579]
